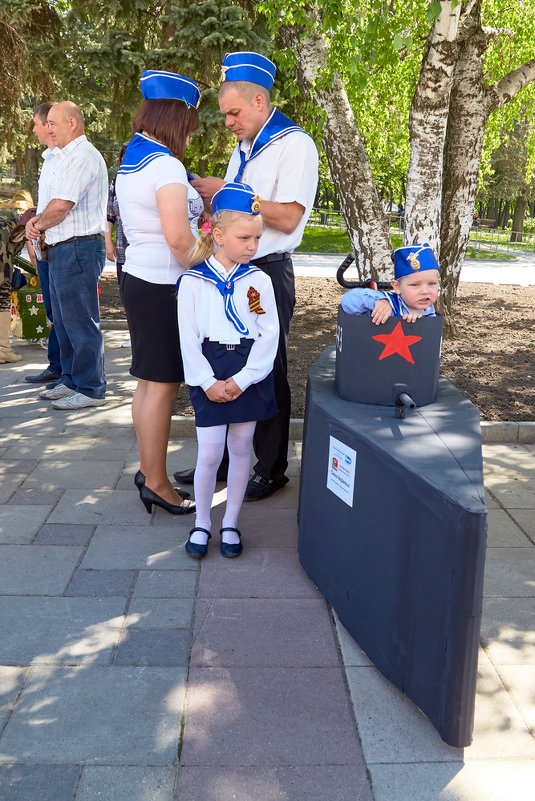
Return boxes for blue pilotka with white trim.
[118,70,200,177]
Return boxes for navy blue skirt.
[189,338,278,427]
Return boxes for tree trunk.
[280,15,392,280]
[497,201,509,228]
[404,1,462,250]
[510,193,527,241]
[439,6,491,328]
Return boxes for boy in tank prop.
[340,243,440,324]
[299,239,486,748]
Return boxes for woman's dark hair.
[132,98,199,161]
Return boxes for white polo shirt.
[42,135,108,245]
[225,130,318,259]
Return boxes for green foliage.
[2,0,273,177]
[0,0,61,144]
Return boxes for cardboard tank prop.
[297,251,487,748]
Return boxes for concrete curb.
[170,416,535,444]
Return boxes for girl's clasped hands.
[205,377,243,403]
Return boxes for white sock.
[221,420,256,542]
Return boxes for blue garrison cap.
[391,243,439,279]
[211,182,261,216]
[220,52,276,91]
[140,70,200,108]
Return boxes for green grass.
[465,246,515,260]
[297,225,516,260]
[296,226,351,253]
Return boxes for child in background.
[178,182,279,559]
[340,243,440,324]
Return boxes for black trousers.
[251,255,295,481]
[217,255,295,482]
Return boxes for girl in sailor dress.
[177,183,279,559]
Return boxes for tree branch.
[490,58,535,109]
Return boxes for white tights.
[190,421,256,545]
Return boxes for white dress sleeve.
[177,278,217,391]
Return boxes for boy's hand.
[224,377,243,401]
[401,312,422,323]
[371,298,392,325]
[206,380,229,403]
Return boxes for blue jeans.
[48,238,106,399]
[36,257,61,376]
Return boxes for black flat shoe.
[185,527,212,559]
[139,484,195,515]
[134,470,190,498]
[219,527,242,558]
[173,468,195,485]
[244,473,289,502]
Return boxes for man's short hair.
[218,80,270,105]
[33,102,54,124]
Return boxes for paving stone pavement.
[0,333,534,800]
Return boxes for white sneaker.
[121,338,131,348]
[52,392,106,410]
[39,384,75,400]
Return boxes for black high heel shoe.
[134,470,144,489]
[139,484,195,515]
[134,470,190,498]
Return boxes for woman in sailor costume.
[178,182,279,558]
[116,69,204,516]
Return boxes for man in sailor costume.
[178,51,319,501]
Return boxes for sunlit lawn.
[297,225,515,260]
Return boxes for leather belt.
[48,234,103,249]
[251,252,291,266]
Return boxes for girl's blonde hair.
[189,209,259,266]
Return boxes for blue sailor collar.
[179,257,260,335]
[118,133,173,175]
[385,292,407,316]
[233,107,307,182]
[383,291,435,317]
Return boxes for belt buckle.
[226,344,235,351]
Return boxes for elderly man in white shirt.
[25,101,108,410]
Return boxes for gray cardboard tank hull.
[297,347,487,747]
[336,307,443,406]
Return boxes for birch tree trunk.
[280,15,392,280]
[439,6,490,323]
[439,1,535,322]
[404,1,462,250]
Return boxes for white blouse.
[177,256,279,392]
[116,151,203,284]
